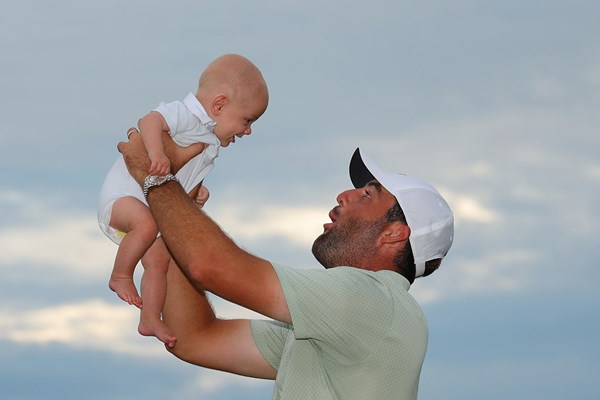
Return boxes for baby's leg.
[108,196,158,308]
[138,237,176,348]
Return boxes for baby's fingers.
[158,163,171,176]
[148,162,159,175]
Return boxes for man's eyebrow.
[366,181,383,192]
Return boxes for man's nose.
[336,188,359,206]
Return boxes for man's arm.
[119,131,291,322]
[145,181,291,321]
[163,257,276,378]
[118,131,291,373]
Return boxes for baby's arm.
[138,111,171,175]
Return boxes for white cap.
[349,148,454,278]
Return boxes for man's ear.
[211,94,228,115]
[379,222,410,245]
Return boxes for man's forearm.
[163,256,216,355]
[163,256,277,379]
[157,187,278,379]
[145,181,244,284]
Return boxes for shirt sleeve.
[273,264,394,364]
[154,100,192,136]
[250,319,292,371]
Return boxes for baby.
[97,54,269,347]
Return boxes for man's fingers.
[126,127,139,139]
[117,141,126,154]
[117,127,139,154]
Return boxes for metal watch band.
[143,174,178,199]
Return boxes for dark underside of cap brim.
[350,148,376,188]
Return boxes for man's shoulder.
[272,264,406,300]
[273,263,406,281]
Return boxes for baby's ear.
[212,94,228,114]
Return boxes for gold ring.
[127,128,137,138]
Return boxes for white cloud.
[191,369,269,393]
[209,203,328,247]
[412,247,543,304]
[0,299,164,357]
[211,295,270,320]
[169,368,273,400]
[0,295,266,357]
[583,163,600,180]
[456,250,536,292]
[440,189,499,224]
[0,210,115,279]
[411,286,443,304]
[0,190,327,276]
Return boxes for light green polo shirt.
[251,264,428,400]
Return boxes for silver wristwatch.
[143,174,179,199]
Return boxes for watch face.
[148,176,159,185]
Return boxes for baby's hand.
[148,152,171,176]
[195,185,210,208]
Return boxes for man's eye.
[364,190,371,197]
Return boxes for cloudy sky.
[1,0,599,399]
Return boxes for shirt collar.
[183,92,217,131]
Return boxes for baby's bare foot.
[109,277,143,309]
[139,317,177,348]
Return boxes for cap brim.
[350,148,399,195]
[350,148,378,188]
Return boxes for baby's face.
[212,96,267,147]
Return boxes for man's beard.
[311,215,384,269]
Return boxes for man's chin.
[311,233,337,269]
[313,230,329,244]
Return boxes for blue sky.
[1,0,599,399]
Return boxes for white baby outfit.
[97,93,220,244]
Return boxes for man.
[118,132,454,400]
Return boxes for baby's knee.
[142,251,170,272]
[135,219,159,241]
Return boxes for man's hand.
[118,128,207,185]
[118,129,151,185]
